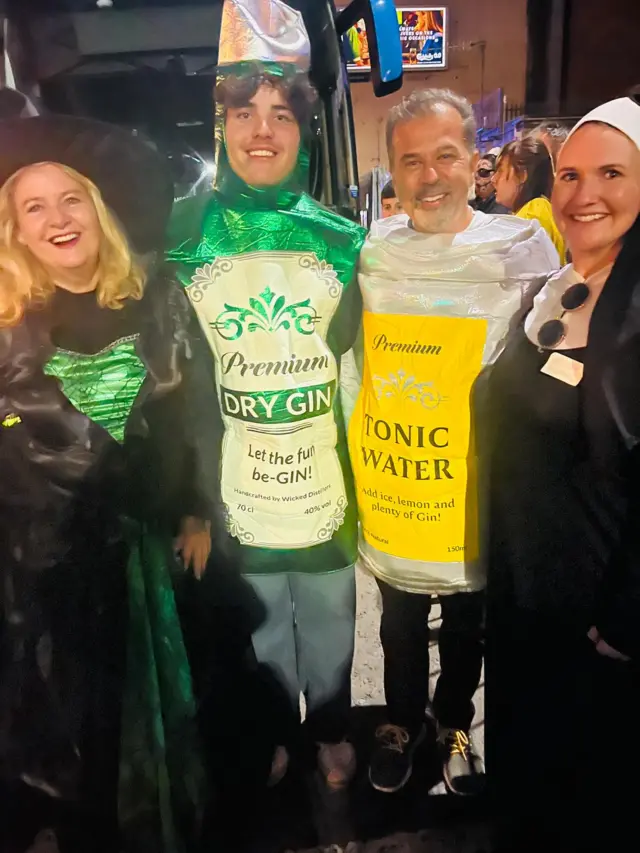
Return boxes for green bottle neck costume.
[167,97,365,575]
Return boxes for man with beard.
[471,153,508,214]
[349,88,559,796]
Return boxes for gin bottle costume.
[0,117,205,852]
[349,209,559,786]
[167,0,365,748]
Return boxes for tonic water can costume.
[348,211,559,594]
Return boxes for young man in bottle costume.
[167,0,366,788]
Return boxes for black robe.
[0,273,210,850]
[482,218,640,850]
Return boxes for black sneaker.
[440,728,485,796]
[368,723,426,793]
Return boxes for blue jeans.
[244,566,356,744]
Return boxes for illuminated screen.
[344,7,447,72]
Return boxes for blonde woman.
[0,117,210,853]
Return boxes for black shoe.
[368,723,426,793]
[440,728,485,796]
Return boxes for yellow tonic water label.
[349,312,487,563]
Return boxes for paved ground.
[281,566,489,853]
[26,834,491,853]
[293,827,492,853]
[17,567,489,853]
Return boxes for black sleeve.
[177,306,226,533]
[141,281,223,532]
[0,323,95,494]
[139,383,210,530]
[165,311,221,526]
[588,322,640,661]
[594,330,640,659]
[328,271,363,357]
[0,323,99,568]
[595,444,640,659]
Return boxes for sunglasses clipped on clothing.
[537,282,591,349]
[476,168,494,178]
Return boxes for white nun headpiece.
[568,96,640,149]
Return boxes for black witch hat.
[0,115,174,255]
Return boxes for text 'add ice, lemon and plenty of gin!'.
[349,312,487,563]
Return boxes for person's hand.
[175,516,211,579]
[587,626,631,661]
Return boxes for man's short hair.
[380,181,397,200]
[386,88,477,160]
[216,66,318,127]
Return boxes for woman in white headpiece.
[485,96,640,851]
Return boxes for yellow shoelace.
[449,729,470,760]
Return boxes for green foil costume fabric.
[44,336,147,443]
[45,339,204,851]
[167,61,365,576]
[119,526,205,852]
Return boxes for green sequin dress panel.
[44,336,147,443]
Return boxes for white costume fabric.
[348,210,559,594]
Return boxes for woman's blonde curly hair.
[0,162,145,327]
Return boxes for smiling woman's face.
[224,83,301,187]
[13,162,100,280]
[553,123,640,268]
